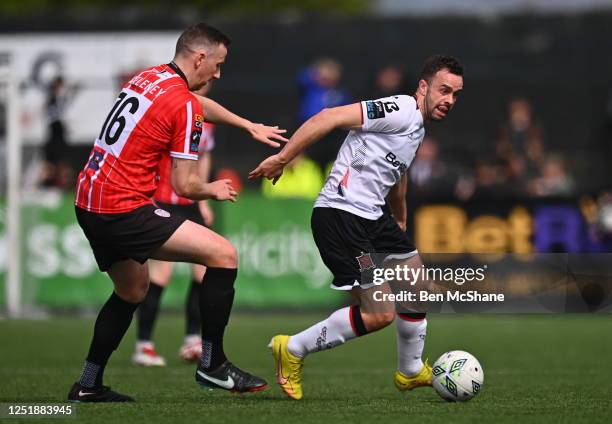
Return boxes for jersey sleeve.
[360,95,414,134]
[169,95,204,161]
[200,123,215,153]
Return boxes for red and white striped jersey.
[75,63,204,213]
[154,122,215,205]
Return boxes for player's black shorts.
[311,206,417,290]
[75,203,186,272]
[154,201,206,227]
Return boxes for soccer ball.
[432,350,484,402]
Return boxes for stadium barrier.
[0,192,603,311]
[0,193,341,310]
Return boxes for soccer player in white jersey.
[250,55,463,400]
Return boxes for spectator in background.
[297,58,352,167]
[504,134,545,183]
[41,75,78,189]
[496,97,546,184]
[497,97,543,157]
[409,136,450,197]
[262,154,323,200]
[371,64,408,99]
[298,58,351,123]
[528,154,575,197]
[456,157,523,200]
[602,88,612,182]
[593,191,612,251]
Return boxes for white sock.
[396,316,427,376]
[184,334,201,345]
[287,307,357,358]
[136,340,154,350]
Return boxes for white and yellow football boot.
[394,360,433,391]
[269,335,304,400]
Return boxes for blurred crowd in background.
[36,57,588,202]
[264,59,581,202]
[0,1,610,247]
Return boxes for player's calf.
[360,311,395,332]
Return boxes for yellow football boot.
[394,360,433,391]
[269,335,304,400]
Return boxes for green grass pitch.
[1,314,611,423]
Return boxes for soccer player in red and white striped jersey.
[133,84,218,367]
[75,63,202,213]
[69,23,288,402]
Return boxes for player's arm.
[193,94,289,147]
[170,157,237,202]
[387,173,408,231]
[248,103,362,182]
[197,150,215,225]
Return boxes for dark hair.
[420,55,463,82]
[175,23,231,56]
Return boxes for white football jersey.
[314,95,425,219]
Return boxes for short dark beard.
[423,93,433,121]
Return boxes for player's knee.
[362,311,395,331]
[209,242,238,268]
[122,280,149,303]
[116,280,149,303]
[220,244,238,268]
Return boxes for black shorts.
[311,207,417,290]
[75,203,186,272]
[154,201,206,227]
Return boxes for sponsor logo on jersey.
[194,114,204,128]
[190,130,201,153]
[365,100,386,119]
[385,152,408,174]
[87,151,104,171]
[154,208,171,218]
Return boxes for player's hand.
[246,123,289,148]
[198,201,215,225]
[248,154,285,184]
[207,179,238,202]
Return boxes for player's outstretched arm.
[193,94,289,147]
[171,157,237,202]
[387,174,408,231]
[197,150,215,225]
[248,103,362,183]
